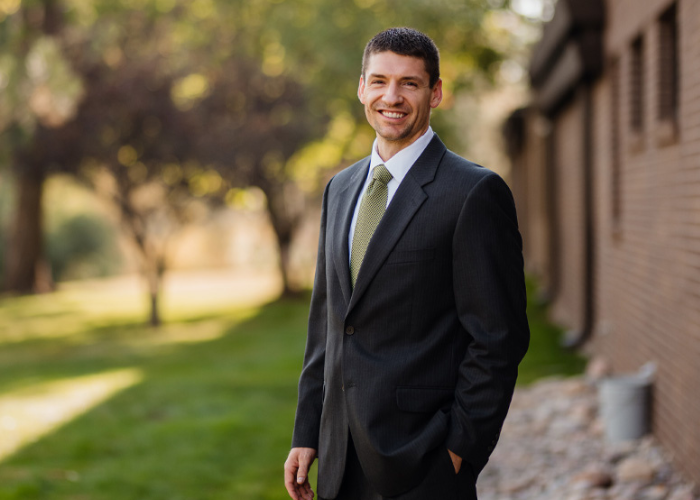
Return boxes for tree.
[1,0,521,308]
[66,52,198,326]
[187,59,324,295]
[1,0,83,293]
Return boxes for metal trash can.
[599,363,655,442]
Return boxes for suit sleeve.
[446,171,530,473]
[291,179,332,449]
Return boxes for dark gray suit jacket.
[292,135,529,499]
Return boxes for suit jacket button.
[345,326,355,335]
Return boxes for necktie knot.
[372,164,392,185]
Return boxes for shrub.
[47,214,122,282]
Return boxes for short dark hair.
[362,27,440,88]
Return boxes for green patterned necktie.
[350,164,393,287]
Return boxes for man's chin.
[374,126,412,143]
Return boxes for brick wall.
[514,0,700,484]
[550,96,586,331]
[590,0,700,482]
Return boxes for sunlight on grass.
[0,269,281,345]
[125,310,260,348]
[0,368,143,461]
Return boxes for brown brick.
[513,0,700,485]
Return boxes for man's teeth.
[382,111,405,118]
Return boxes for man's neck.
[376,127,430,162]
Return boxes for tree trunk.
[2,0,66,294]
[147,255,165,327]
[4,168,53,294]
[147,271,161,328]
[262,183,301,297]
[276,233,295,297]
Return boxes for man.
[284,27,529,500]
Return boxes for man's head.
[362,27,440,89]
[358,28,443,159]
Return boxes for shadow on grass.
[0,295,312,500]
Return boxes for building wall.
[516,0,700,483]
[590,0,700,482]
[513,109,551,287]
[550,95,586,331]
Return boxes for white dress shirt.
[348,126,435,260]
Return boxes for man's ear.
[358,76,366,104]
[430,78,443,109]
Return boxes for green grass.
[0,274,582,499]
[518,276,587,384]
[0,280,311,500]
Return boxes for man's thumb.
[296,455,310,483]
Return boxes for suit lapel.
[332,158,370,306]
[346,135,447,316]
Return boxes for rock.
[641,484,669,500]
[562,378,590,396]
[617,457,656,484]
[586,357,612,380]
[605,441,637,463]
[569,401,597,426]
[571,465,614,489]
[499,473,536,494]
[590,419,605,437]
[667,485,697,500]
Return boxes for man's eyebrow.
[366,73,425,82]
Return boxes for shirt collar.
[369,126,434,183]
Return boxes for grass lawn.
[0,272,583,499]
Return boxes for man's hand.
[284,447,317,500]
[447,449,462,474]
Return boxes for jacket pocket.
[396,386,454,413]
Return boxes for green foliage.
[46,214,121,282]
[0,0,535,298]
[518,276,587,385]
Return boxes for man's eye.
[404,82,418,87]
[371,80,384,85]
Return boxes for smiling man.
[285,28,529,500]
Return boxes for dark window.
[611,58,622,226]
[658,3,678,122]
[630,35,644,133]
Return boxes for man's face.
[358,51,442,155]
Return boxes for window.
[630,35,644,134]
[611,58,622,231]
[657,3,679,145]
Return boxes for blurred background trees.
[0,0,543,324]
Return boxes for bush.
[47,214,122,282]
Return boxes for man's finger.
[284,460,301,500]
[300,480,314,500]
[296,453,311,484]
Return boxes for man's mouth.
[379,110,407,119]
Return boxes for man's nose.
[382,82,404,106]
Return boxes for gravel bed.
[477,377,698,500]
